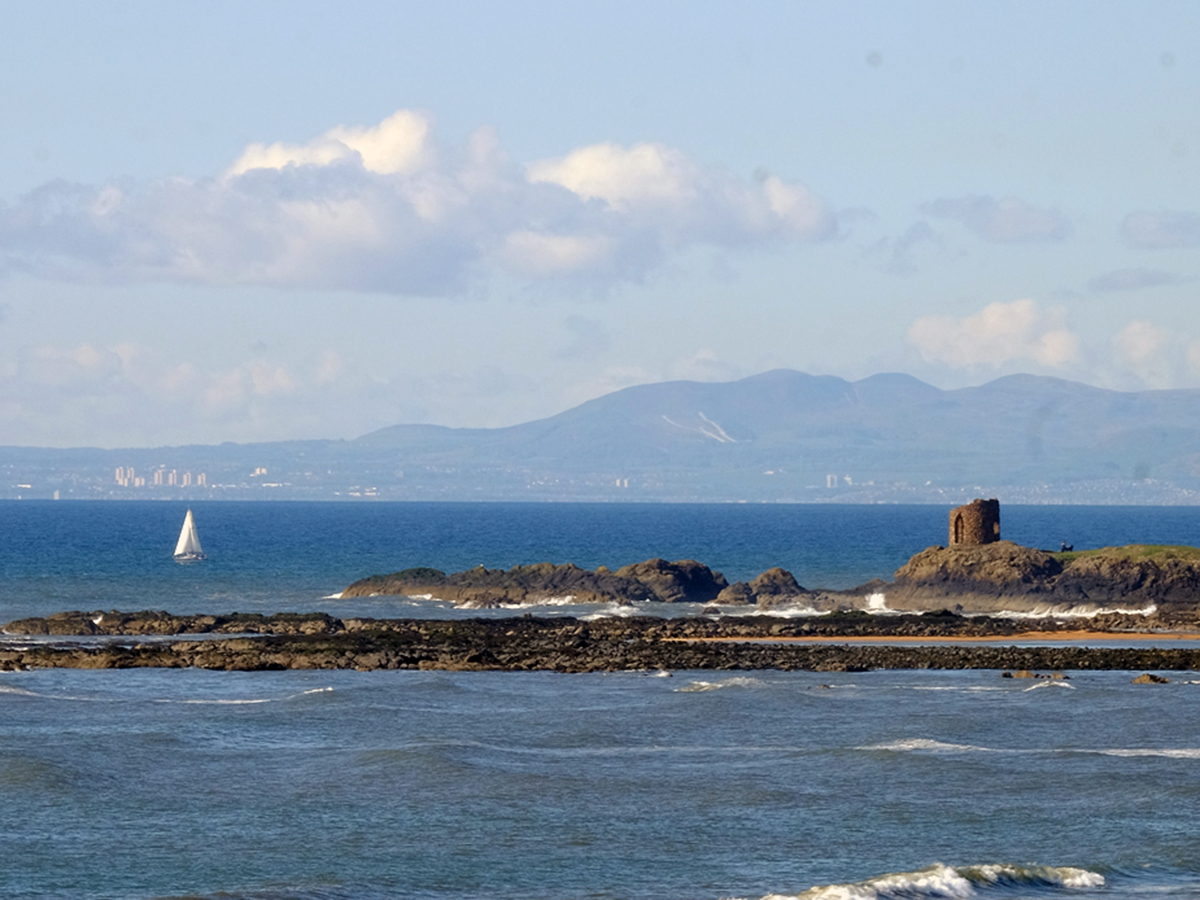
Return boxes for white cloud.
[0,110,836,296]
[922,195,1070,243]
[528,142,699,209]
[908,299,1080,368]
[226,109,435,177]
[1113,320,1166,364]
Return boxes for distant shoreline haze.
[3,369,1199,504]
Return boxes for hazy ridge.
[4,370,1200,503]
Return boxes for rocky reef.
[3,610,1200,673]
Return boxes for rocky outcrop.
[344,558,731,607]
[1132,672,1170,684]
[1053,550,1200,606]
[888,543,1200,612]
[611,559,728,603]
[342,562,659,607]
[893,542,1063,598]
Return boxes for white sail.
[173,509,205,559]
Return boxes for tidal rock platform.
[4,611,1200,673]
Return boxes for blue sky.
[1,0,1198,446]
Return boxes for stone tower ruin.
[949,498,1000,546]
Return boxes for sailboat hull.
[173,552,207,563]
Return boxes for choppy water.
[3,502,1200,899]
[4,667,1200,900]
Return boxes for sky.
[1,0,1198,448]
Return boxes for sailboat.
[173,508,206,562]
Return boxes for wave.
[765,862,1104,900]
[747,606,832,619]
[975,604,1158,620]
[861,738,1000,754]
[0,683,333,705]
[676,676,766,693]
[860,738,1200,759]
[158,687,334,705]
[1023,681,1076,692]
[321,592,344,600]
[581,603,647,620]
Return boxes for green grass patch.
[1055,544,1200,564]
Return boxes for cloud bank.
[922,195,1070,243]
[908,299,1079,369]
[1120,210,1200,249]
[1087,267,1184,292]
[0,110,836,295]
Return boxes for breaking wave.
[0,683,333,704]
[976,604,1157,620]
[766,862,1104,900]
[860,738,1200,759]
[676,676,766,693]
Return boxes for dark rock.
[1132,672,1170,683]
[748,567,805,596]
[715,582,754,605]
[613,559,729,603]
[893,542,1063,598]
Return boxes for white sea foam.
[158,687,333,705]
[1024,680,1076,691]
[581,603,645,620]
[748,606,832,618]
[0,684,102,702]
[860,738,997,754]
[1089,747,1200,758]
[768,862,1104,900]
[861,737,1200,760]
[978,604,1158,620]
[322,592,344,600]
[676,676,766,693]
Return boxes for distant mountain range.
[5,370,1200,503]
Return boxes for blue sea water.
[3,502,1200,900]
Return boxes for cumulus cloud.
[1120,210,1200,249]
[1113,320,1173,387]
[908,299,1080,368]
[0,110,836,295]
[1087,267,1184,292]
[922,195,1070,243]
[1113,320,1168,365]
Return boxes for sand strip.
[663,630,1200,644]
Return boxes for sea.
[3,501,1200,900]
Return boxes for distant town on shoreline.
[4,370,1200,504]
